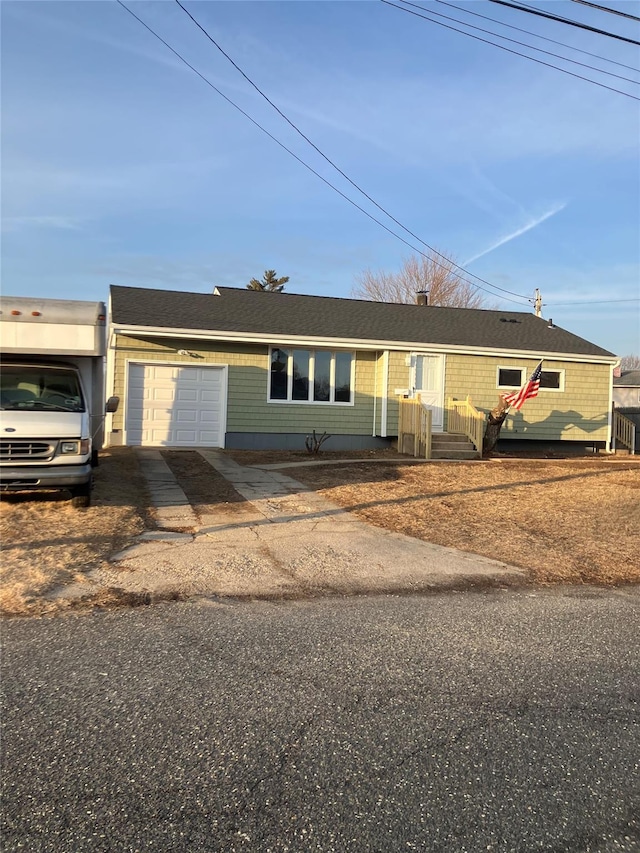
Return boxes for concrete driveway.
[83,449,525,602]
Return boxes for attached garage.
[125,362,227,447]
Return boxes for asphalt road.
[2,588,639,852]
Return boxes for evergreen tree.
[247,270,289,293]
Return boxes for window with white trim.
[539,370,564,391]
[497,367,524,389]
[497,366,565,392]
[269,348,354,404]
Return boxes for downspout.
[372,351,379,437]
[105,296,117,447]
[606,361,619,453]
[381,350,390,438]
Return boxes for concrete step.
[431,442,476,453]
[430,433,479,460]
[431,449,479,460]
[399,432,480,459]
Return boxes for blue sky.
[2,0,639,356]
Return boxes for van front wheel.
[70,480,92,509]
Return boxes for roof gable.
[109,285,615,359]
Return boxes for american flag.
[502,361,543,411]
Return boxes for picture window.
[269,348,354,404]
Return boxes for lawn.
[1,449,638,618]
[0,448,148,616]
[231,452,640,586]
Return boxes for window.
[497,366,565,392]
[0,365,85,412]
[540,370,562,390]
[269,348,354,404]
[497,367,524,388]
[270,349,289,400]
[334,352,352,403]
[414,355,440,392]
[314,350,331,402]
[292,350,310,400]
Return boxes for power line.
[433,0,640,73]
[546,298,640,305]
[116,0,531,306]
[488,0,640,47]
[399,0,639,86]
[569,0,640,24]
[174,0,532,302]
[383,0,640,100]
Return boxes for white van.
[0,297,118,507]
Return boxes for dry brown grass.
[289,457,640,585]
[3,448,638,617]
[161,450,252,519]
[0,448,148,616]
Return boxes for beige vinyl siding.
[112,336,378,436]
[445,354,610,441]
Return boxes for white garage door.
[126,363,226,447]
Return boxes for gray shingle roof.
[110,285,615,358]
[614,370,640,386]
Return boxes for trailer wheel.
[70,480,92,509]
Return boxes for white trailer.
[0,296,118,507]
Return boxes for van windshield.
[0,366,86,412]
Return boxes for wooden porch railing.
[447,396,485,456]
[398,398,432,458]
[613,409,636,455]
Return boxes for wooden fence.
[613,408,636,454]
[398,399,432,458]
[447,396,485,455]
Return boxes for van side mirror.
[105,396,120,414]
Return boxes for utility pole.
[533,288,543,317]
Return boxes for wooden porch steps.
[430,432,480,460]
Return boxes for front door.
[414,354,444,432]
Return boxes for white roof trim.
[111,324,617,365]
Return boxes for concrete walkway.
[86,449,526,601]
[134,450,199,530]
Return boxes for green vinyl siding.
[385,351,409,436]
[444,354,610,441]
[380,350,610,441]
[111,335,611,444]
[111,335,378,437]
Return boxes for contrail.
[464,202,567,265]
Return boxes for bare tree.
[620,354,640,370]
[352,252,486,308]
